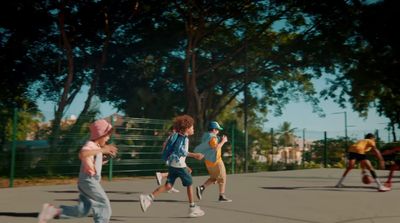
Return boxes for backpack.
[162,133,186,162]
[194,132,218,162]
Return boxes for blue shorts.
[166,166,193,187]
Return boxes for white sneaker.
[155,172,162,186]
[378,185,391,192]
[168,187,180,193]
[38,203,59,223]
[139,194,153,212]
[188,205,205,217]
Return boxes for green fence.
[1,112,399,188]
[0,115,238,187]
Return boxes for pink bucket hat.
[89,119,113,140]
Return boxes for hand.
[187,167,192,173]
[195,153,204,160]
[103,144,118,157]
[221,135,228,143]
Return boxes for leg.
[152,183,172,197]
[78,179,112,223]
[385,163,399,187]
[187,185,194,203]
[141,167,177,212]
[159,172,180,193]
[385,165,396,187]
[140,183,172,212]
[342,159,356,177]
[59,194,92,218]
[335,159,355,187]
[196,164,219,200]
[179,169,204,218]
[360,159,390,192]
[161,172,169,178]
[196,177,216,200]
[216,162,232,202]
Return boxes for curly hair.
[173,115,194,133]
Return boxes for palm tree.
[276,122,297,164]
[277,122,297,147]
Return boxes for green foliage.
[311,137,351,166]
[293,0,400,129]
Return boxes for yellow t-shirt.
[348,139,376,154]
[205,137,222,167]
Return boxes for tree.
[276,122,297,147]
[170,0,324,132]
[97,0,324,132]
[0,1,49,146]
[311,137,353,167]
[291,0,400,131]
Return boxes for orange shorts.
[206,161,226,184]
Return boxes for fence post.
[302,128,305,168]
[231,123,235,174]
[270,128,274,170]
[375,129,380,148]
[9,107,18,188]
[108,115,115,181]
[324,131,327,168]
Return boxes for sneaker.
[168,187,180,193]
[219,195,232,202]
[139,194,153,212]
[384,182,392,188]
[334,183,344,188]
[38,203,59,223]
[378,185,391,192]
[196,186,204,200]
[155,172,162,186]
[188,205,205,218]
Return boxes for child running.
[194,121,232,202]
[155,128,179,193]
[335,133,390,192]
[139,115,205,217]
[37,119,118,223]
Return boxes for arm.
[217,135,228,150]
[79,144,118,159]
[210,135,228,150]
[381,147,400,155]
[188,152,204,160]
[371,147,385,169]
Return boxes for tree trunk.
[48,1,75,174]
[51,1,74,143]
[78,9,111,121]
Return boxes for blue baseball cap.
[209,121,223,130]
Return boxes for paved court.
[1,168,400,223]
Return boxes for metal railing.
[1,112,399,187]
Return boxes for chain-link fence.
[1,111,399,187]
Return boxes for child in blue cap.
[194,121,232,202]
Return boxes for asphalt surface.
[1,168,400,223]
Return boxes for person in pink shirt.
[38,119,118,223]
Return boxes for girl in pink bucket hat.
[38,119,118,223]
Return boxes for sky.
[37,81,396,142]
